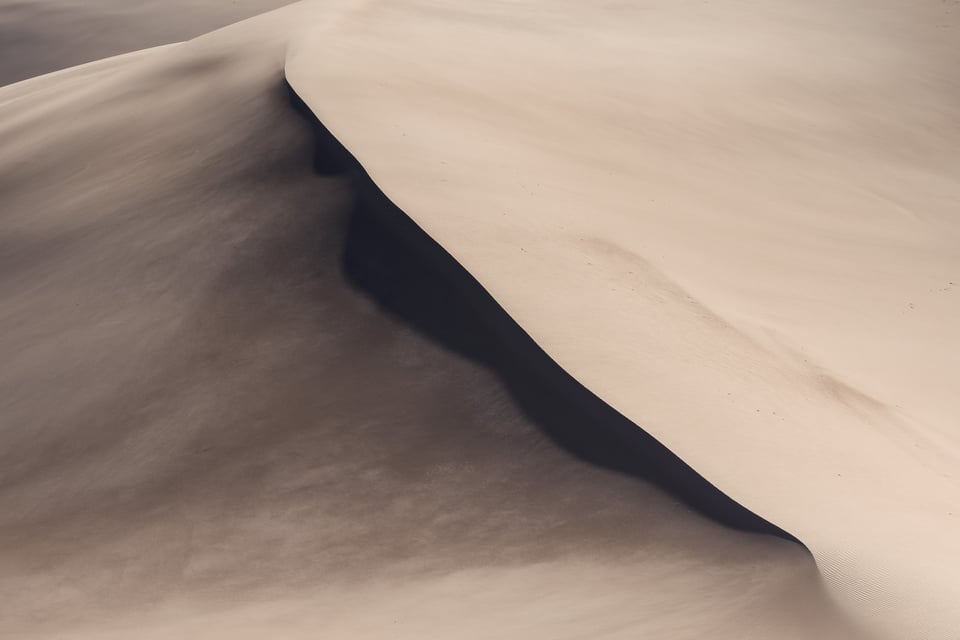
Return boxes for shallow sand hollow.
[1,0,958,638]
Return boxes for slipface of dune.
[0,0,956,638]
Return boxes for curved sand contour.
[0,0,956,638]
[0,8,863,638]
[284,0,960,637]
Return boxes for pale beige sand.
[0,0,956,638]
[0,5,867,639]
[287,1,960,637]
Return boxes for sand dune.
[286,1,960,636]
[0,0,957,638]
[0,13,859,638]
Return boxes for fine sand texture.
[0,9,862,639]
[287,0,960,636]
[1,0,958,638]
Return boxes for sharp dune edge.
[288,84,798,543]
[0,1,957,639]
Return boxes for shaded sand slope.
[285,0,960,637]
[0,5,866,640]
[289,89,796,542]
[0,0,295,86]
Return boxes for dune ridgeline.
[1,1,958,638]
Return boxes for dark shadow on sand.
[286,82,800,544]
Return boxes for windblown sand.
[1,1,957,638]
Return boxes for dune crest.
[0,0,957,637]
[0,4,869,638]
[285,0,960,636]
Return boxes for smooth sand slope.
[0,4,866,639]
[286,0,960,637]
[0,0,956,638]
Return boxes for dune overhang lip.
[284,78,802,546]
